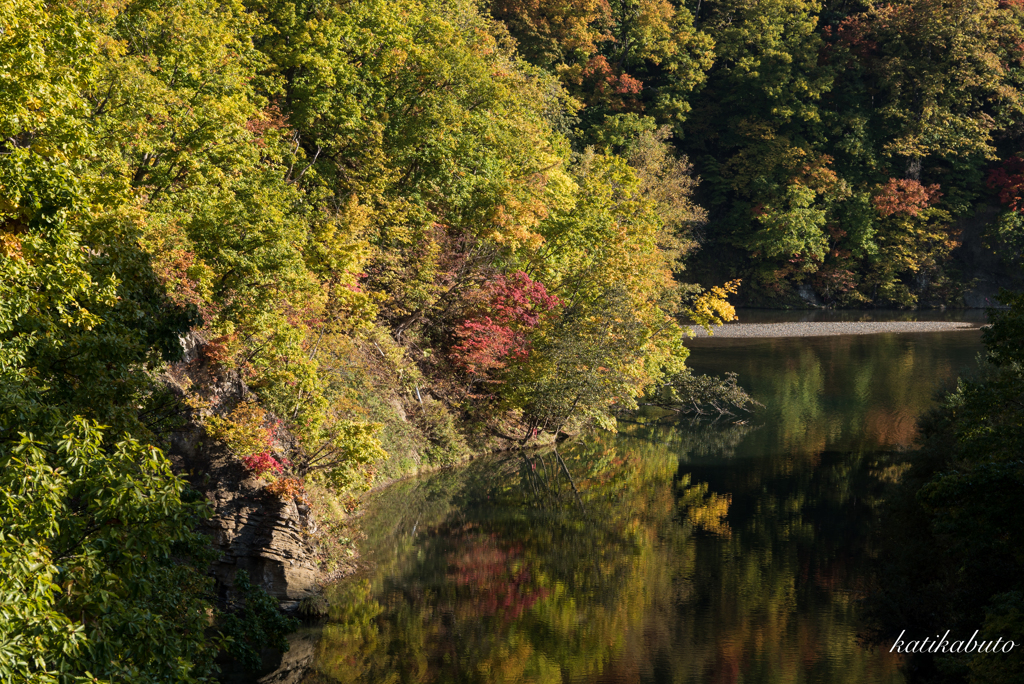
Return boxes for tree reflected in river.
[302,330,982,684]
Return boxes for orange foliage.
[198,334,235,366]
[265,476,309,504]
[872,178,942,217]
[580,55,643,104]
[150,248,219,323]
[244,103,290,148]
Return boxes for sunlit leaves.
[751,183,829,261]
[452,271,561,376]
[0,420,219,683]
[3,0,743,674]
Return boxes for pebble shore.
[687,320,983,338]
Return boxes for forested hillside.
[2,0,1023,680]
[0,0,729,679]
[492,0,1024,306]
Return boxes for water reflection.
[684,332,983,458]
[301,329,983,684]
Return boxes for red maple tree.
[451,271,560,376]
[987,156,1024,211]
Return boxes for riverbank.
[304,315,984,594]
[688,319,982,338]
[320,315,985,591]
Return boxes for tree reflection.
[304,437,898,684]
[304,331,982,683]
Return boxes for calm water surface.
[303,325,985,684]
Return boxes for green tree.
[491,0,715,129]
[0,420,218,683]
[0,1,304,679]
[681,0,841,301]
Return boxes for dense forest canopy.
[2,0,1023,680]
[0,0,723,679]
[491,0,1024,306]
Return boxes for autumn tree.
[491,0,715,128]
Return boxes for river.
[285,315,986,684]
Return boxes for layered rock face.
[207,488,318,602]
[165,333,320,606]
[170,421,320,606]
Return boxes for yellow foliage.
[0,233,22,259]
[684,279,741,334]
[204,401,272,458]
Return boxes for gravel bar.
[687,320,983,338]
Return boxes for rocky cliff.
[164,334,321,608]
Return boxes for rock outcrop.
[164,333,320,606]
[218,627,323,684]
[170,421,320,605]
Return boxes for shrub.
[417,399,469,466]
[241,451,284,477]
[451,272,560,377]
[218,570,298,674]
[265,476,308,503]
